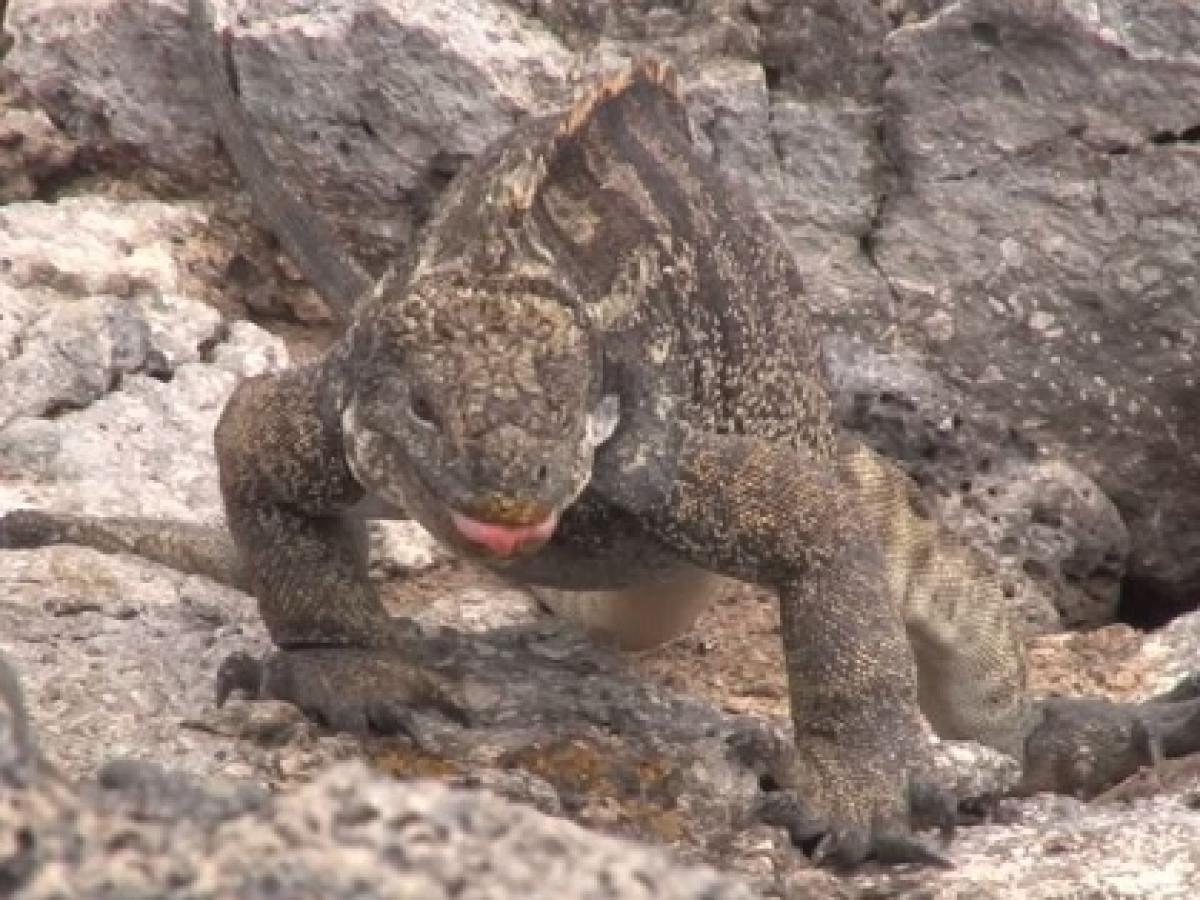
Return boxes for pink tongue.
[450,510,558,557]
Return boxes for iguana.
[3,0,1200,867]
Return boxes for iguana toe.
[216,647,471,735]
[729,722,953,869]
[1021,683,1200,798]
[756,789,951,868]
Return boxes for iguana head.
[341,58,686,560]
[343,271,615,561]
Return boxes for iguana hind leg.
[839,441,1200,801]
[835,443,1035,757]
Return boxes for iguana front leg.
[597,427,947,866]
[210,362,465,730]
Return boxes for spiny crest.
[497,57,689,217]
[495,149,547,215]
[559,57,684,139]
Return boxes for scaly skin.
[3,0,1200,867]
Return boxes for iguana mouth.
[449,509,558,558]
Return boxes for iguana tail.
[0,649,60,784]
[0,509,247,591]
[1,0,14,59]
[188,0,372,320]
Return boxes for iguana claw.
[755,789,952,868]
[215,647,472,734]
[729,723,955,869]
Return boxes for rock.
[2,757,759,899]
[0,194,286,519]
[937,458,1129,631]
[872,0,953,27]
[5,0,575,278]
[368,518,449,579]
[0,197,220,430]
[875,0,1200,619]
[1142,609,1200,697]
[0,72,78,204]
[4,0,218,177]
[852,789,1200,898]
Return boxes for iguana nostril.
[533,462,549,485]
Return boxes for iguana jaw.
[449,509,559,558]
[342,403,569,561]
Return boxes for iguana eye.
[408,388,440,430]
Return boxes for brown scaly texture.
[3,0,1200,867]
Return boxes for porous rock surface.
[875,0,1200,625]
[2,1,1200,898]
[1,757,762,900]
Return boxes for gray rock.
[0,194,287,521]
[5,0,219,176]
[3,758,760,899]
[852,788,1200,899]
[872,0,953,28]
[5,0,575,277]
[0,74,77,204]
[875,0,1200,618]
[1142,609,1200,697]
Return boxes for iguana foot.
[1021,678,1200,798]
[217,647,471,735]
[729,723,954,868]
